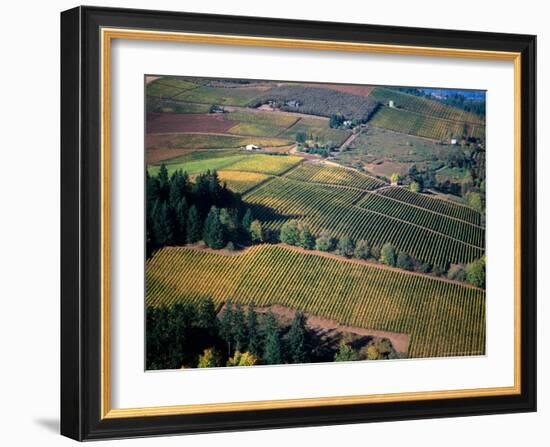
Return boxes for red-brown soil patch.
[304,83,374,97]
[146,112,239,134]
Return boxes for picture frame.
[60,5,536,441]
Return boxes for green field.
[339,126,449,164]
[244,176,483,267]
[369,106,485,141]
[369,87,484,125]
[146,245,486,358]
[148,154,248,176]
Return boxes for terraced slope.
[284,163,385,191]
[146,245,486,358]
[369,87,484,124]
[243,176,484,267]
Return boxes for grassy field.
[146,245,486,358]
[284,163,385,190]
[244,176,484,267]
[224,154,303,175]
[369,87,484,125]
[337,126,449,168]
[278,117,352,146]
[369,106,485,141]
[148,154,248,176]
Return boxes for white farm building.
[245,144,261,151]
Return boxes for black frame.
[61,6,536,441]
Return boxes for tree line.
[146,298,399,369]
[146,166,260,257]
[278,220,485,288]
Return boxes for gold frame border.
[100,28,522,419]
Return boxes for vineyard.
[217,170,272,194]
[369,87,484,125]
[224,154,303,175]
[356,192,485,248]
[284,163,385,190]
[146,245,486,358]
[243,176,484,267]
[377,187,482,225]
[368,107,485,141]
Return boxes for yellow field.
[224,154,303,175]
[217,170,272,194]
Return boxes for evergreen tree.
[158,163,170,201]
[287,311,308,363]
[263,331,282,365]
[152,200,174,246]
[203,206,225,249]
[232,303,247,352]
[186,205,202,243]
[174,197,188,244]
[246,303,261,357]
[219,301,234,356]
[197,297,218,336]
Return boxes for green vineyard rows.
[146,245,486,358]
[369,87,485,125]
[356,192,485,248]
[369,107,485,141]
[377,187,482,226]
[244,177,484,267]
[284,163,386,191]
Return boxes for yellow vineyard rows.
[284,163,385,190]
[146,245,486,358]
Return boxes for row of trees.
[277,220,485,288]
[146,166,260,256]
[146,298,399,370]
[447,256,486,289]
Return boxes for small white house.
[388,100,395,108]
[450,139,458,145]
[246,144,261,151]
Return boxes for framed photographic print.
[60,6,536,441]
